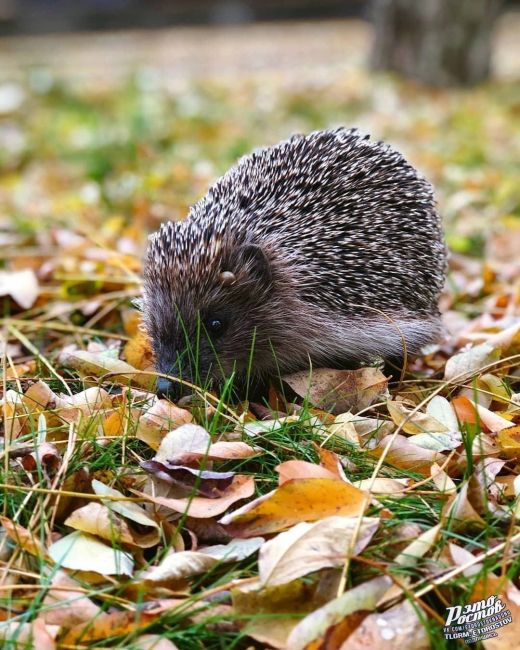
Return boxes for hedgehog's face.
[143,241,278,401]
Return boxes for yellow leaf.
[220,479,369,537]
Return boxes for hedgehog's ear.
[231,243,272,288]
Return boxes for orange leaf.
[452,396,478,426]
[220,479,368,537]
[314,444,347,479]
[277,460,338,485]
[124,330,154,370]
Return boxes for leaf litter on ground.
[0,58,519,649]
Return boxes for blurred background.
[0,0,519,319]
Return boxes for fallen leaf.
[92,479,160,528]
[59,348,155,391]
[444,343,499,382]
[371,434,443,476]
[42,570,101,627]
[64,502,160,548]
[124,330,155,370]
[287,576,393,650]
[430,463,457,494]
[60,604,181,645]
[340,599,429,650]
[329,412,394,448]
[134,635,180,650]
[314,445,348,479]
[141,461,235,497]
[155,422,256,464]
[353,478,409,494]
[0,268,39,309]
[443,482,486,532]
[136,401,193,449]
[135,474,255,518]
[283,367,389,414]
[141,537,263,583]
[258,516,379,586]
[276,460,339,484]
[31,617,57,650]
[220,479,369,537]
[233,578,333,649]
[387,400,449,435]
[49,531,134,576]
[394,524,441,567]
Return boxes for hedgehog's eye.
[205,318,226,337]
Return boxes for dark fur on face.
[142,235,307,398]
[142,128,447,400]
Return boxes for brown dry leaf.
[371,434,443,476]
[42,570,101,627]
[0,268,39,308]
[452,395,479,426]
[135,474,255,518]
[134,635,180,650]
[136,401,193,449]
[124,330,155,370]
[155,423,210,460]
[283,367,389,414]
[314,445,348,479]
[472,401,516,433]
[258,516,379,586]
[154,422,256,463]
[287,576,393,650]
[443,482,486,532]
[59,348,155,391]
[497,426,520,458]
[394,524,441,567]
[387,400,449,435]
[353,478,409,494]
[64,502,160,548]
[220,478,369,537]
[141,537,263,583]
[48,531,134,575]
[467,458,507,515]
[0,621,60,647]
[444,342,499,382]
[141,461,235,498]
[243,618,295,650]
[102,408,129,437]
[0,516,46,557]
[31,617,57,650]
[277,460,339,484]
[4,359,37,381]
[329,411,393,447]
[59,604,183,646]
[22,380,57,410]
[196,440,258,461]
[430,462,457,494]
[55,386,112,411]
[468,579,520,650]
[339,599,429,650]
[91,479,161,529]
[233,578,331,649]
[20,439,61,473]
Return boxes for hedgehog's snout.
[156,374,198,402]
[156,376,178,401]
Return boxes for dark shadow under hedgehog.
[142,127,447,401]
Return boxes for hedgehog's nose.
[156,377,180,401]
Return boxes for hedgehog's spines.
[143,127,447,382]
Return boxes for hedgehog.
[142,127,447,401]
